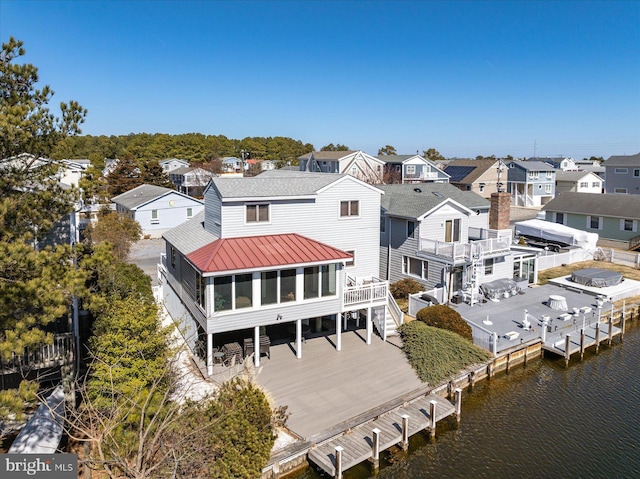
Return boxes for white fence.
[408,287,446,317]
[606,249,640,268]
[536,248,592,271]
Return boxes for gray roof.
[543,192,640,219]
[111,184,176,209]
[603,152,640,167]
[297,151,357,161]
[211,170,347,198]
[508,160,556,171]
[555,171,601,182]
[162,211,218,254]
[379,183,489,219]
[374,155,415,163]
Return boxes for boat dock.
[308,392,459,478]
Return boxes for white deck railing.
[418,233,512,262]
[343,277,388,308]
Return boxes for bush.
[416,304,473,341]
[399,321,491,384]
[390,278,423,299]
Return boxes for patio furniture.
[243,335,271,359]
[548,294,568,310]
[212,351,225,365]
[222,342,242,366]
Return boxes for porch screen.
[261,271,278,305]
[321,264,336,296]
[235,273,253,309]
[280,269,296,302]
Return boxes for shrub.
[399,321,491,384]
[415,304,473,341]
[390,278,423,299]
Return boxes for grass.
[399,321,492,385]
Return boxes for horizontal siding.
[566,213,637,242]
[203,189,222,237]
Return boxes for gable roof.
[297,150,358,161]
[603,152,640,167]
[378,183,489,219]
[444,159,499,184]
[555,171,602,182]
[163,211,218,254]
[112,184,202,210]
[211,170,382,200]
[543,192,640,219]
[187,233,353,274]
[508,160,555,171]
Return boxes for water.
[292,320,640,478]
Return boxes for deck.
[308,393,456,477]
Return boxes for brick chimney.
[489,192,511,230]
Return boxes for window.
[340,200,359,217]
[403,256,428,279]
[345,250,355,267]
[151,209,159,224]
[196,272,206,308]
[261,271,278,305]
[479,183,485,193]
[615,168,628,174]
[234,273,253,309]
[321,264,337,297]
[555,212,565,224]
[170,246,176,268]
[592,182,600,188]
[546,171,553,179]
[186,207,193,218]
[614,188,628,194]
[544,184,552,193]
[579,182,588,188]
[528,171,539,180]
[304,266,320,299]
[445,219,461,242]
[621,219,636,232]
[214,276,233,312]
[246,204,269,223]
[280,269,297,302]
[588,216,601,230]
[634,169,640,178]
[406,165,416,175]
[484,258,494,275]
[407,221,416,239]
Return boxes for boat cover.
[480,278,518,300]
[571,268,623,288]
[514,219,598,251]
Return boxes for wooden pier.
[308,392,459,478]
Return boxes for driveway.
[128,238,165,285]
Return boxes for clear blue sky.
[2,0,639,159]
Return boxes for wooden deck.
[308,393,456,477]
[541,321,621,360]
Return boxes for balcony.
[343,276,388,309]
[418,229,512,264]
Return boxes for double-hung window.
[403,256,428,279]
[151,209,159,224]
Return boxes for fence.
[408,287,446,317]
[536,248,592,271]
[0,333,74,374]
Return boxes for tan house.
[444,159,501,198]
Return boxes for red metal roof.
[187,233,353,273]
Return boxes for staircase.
[466,243,484,306]
[629,234,640,251]
[373,293,405,340]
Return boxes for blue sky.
[2,0,639,159]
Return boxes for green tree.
[86,210,142,261]
[377,145,397,156]
[140,159,174,189]
[106,152,143,196]
[415,304,473,341]
[423,148,445,162]
[321,143,349,151]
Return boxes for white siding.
[135,192,204,236]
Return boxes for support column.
[401,414,409,450]
[366,310,372,345]
[564,333,571,367]
[371,428,380,471]
[621,310,626,342]
[207,333,213,376]
[336,315,342,351]
[608,316,613,346]
[579,328,585,360]
[334,446,343,479]
[454,388,462,426]
[429,400,437,440]
[595,321,601,353]
[296,319,302,359]
[254,326,260,368]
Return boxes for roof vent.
[432,191,443,197]
[413,187,422,193]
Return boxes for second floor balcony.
[418,228,512,264]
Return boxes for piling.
[580,328,585,360]
[621,310,626,342]
[595,321,601,353]
[564,334,571,367]
[506,353,511,373]
[371,428,380,471]
[401,415,409,451]
[454,388,462,426]
[334,446,343,479]
[608,316,613,346]
[429,400,437,440]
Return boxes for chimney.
[489,192,510,230]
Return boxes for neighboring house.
[555,171,603,195]
[444,159,501,198]
[159,158,190,173]
[602,152,640,194]
[542,192,640,249]
[378,183,513,303]
[506,161,556,207]
[112,184,204,238]
[298,150,385,183]
[246,158,277,172]
[58,159,91,188]
[530,156,576,171]
[377,155,450,184]
[159,170,401,373]
[169,166,216,197]
[221,157,243,173]
[102,158,120,177]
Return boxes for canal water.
[292,320,640,478]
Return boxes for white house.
[112,184,204,238]
[168,166,216,197]
[378,155,450,184]
[159,158,190,173]
[298,150,386,183]
[58,159,91,188]
[555,170,603,195]
[159,170,402,373]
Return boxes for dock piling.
[621,310,626,342]
[564,334,571,367]
[401,415,409,450]
[334,446,343,479]
[580,328,585,360]
[454,388,462,426]
[429,400,437,440]
[595,321,600,353]
[608,316,613,346]
[371,428,380,471]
